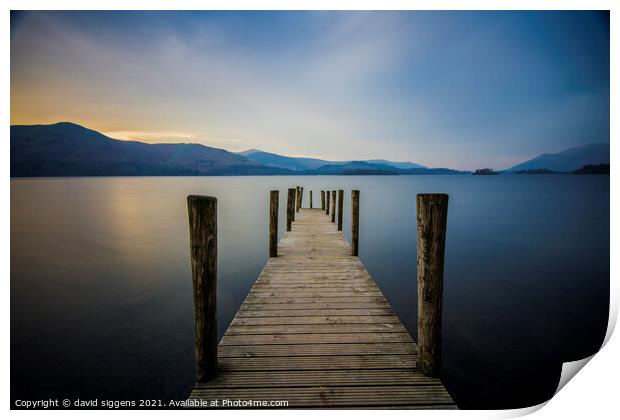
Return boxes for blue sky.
[10,11,609,170]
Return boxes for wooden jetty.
[187,189,456,409]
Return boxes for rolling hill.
[506,143,609,173]
[312,161,400,175]
[239,149,425,172]
[237,149,335,171]
[11,122,291,176]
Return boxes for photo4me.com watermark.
[13,398,289,409]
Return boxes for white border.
[4,1,617,419]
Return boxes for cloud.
[10,11,610,170]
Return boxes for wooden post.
[337,189,344,231]
[187,195,217,383]
[300,187,304,209]
[331,191,336,223]
[291,188,296,222]
[286,188,295,231]
[310,191,313,209]
[269,190,279,257]
[321,190,325,210]
[351,190,359,256]
[296,186,300,213]
[326,189,330,215]
[416,193,449,377]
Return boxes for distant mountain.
[364,159,425,170]
[506,143,609,173]
[11,122,291,176]
[239,149,425,172]
[313,161,400,175]
[312,162,469,176]
[10,122,462,177]
[237,149,262,156]
[237,149,333,171]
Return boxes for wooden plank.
[253,282,374,287]
[231,315,400,325]
[240,302,393,315]
[261,272,367,276]
[189,385,455,408]
[220,332,414,346]
[236,308,396,317]
[243,297,389,304]
[257,278,370,283]
[252,282,377,288]
[253,281,376,287]
[247,291,383,298]
[197,369,437,388]
[217,342,418,357]
[225,323,407,335]
[261,267,366,271]
[217,354,417,371]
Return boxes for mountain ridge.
[10,122,609,177]
[236,149,335,171]
[10,122,441,177]
[238,149,425,171]
[506,143,609,173]
[11,122,291,176]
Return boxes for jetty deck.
[188,207,456,409]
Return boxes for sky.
[10,11,609,170]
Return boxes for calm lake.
[10,175,609,409]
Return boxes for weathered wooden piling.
[296,186,301,213]
[321,190,325,210]
[351,190,360,256]
[269,190,279,257]
[331,190,336,223]
[310,191,313,209]
[187,195,217,383]
[326,189,330,215]
[416,193,449,377]
[291,189,296,222]
[337,189,344,231]
[286,188,295,231]
[300,187,304,209]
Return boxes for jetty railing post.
[337,189,344,231]
[321,190,325,210]
[296,186,300,213]
[331,191,336,223]
[310,190,313,209]
[326,189,330,215]
[416,193,449,378]
[291,189,296,222]
[269,190,279,257]
[351,190,360,256]
[187,195,218,383]
[300,187,304,209]
[286,188,295,231]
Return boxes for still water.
[11,175,609,409]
